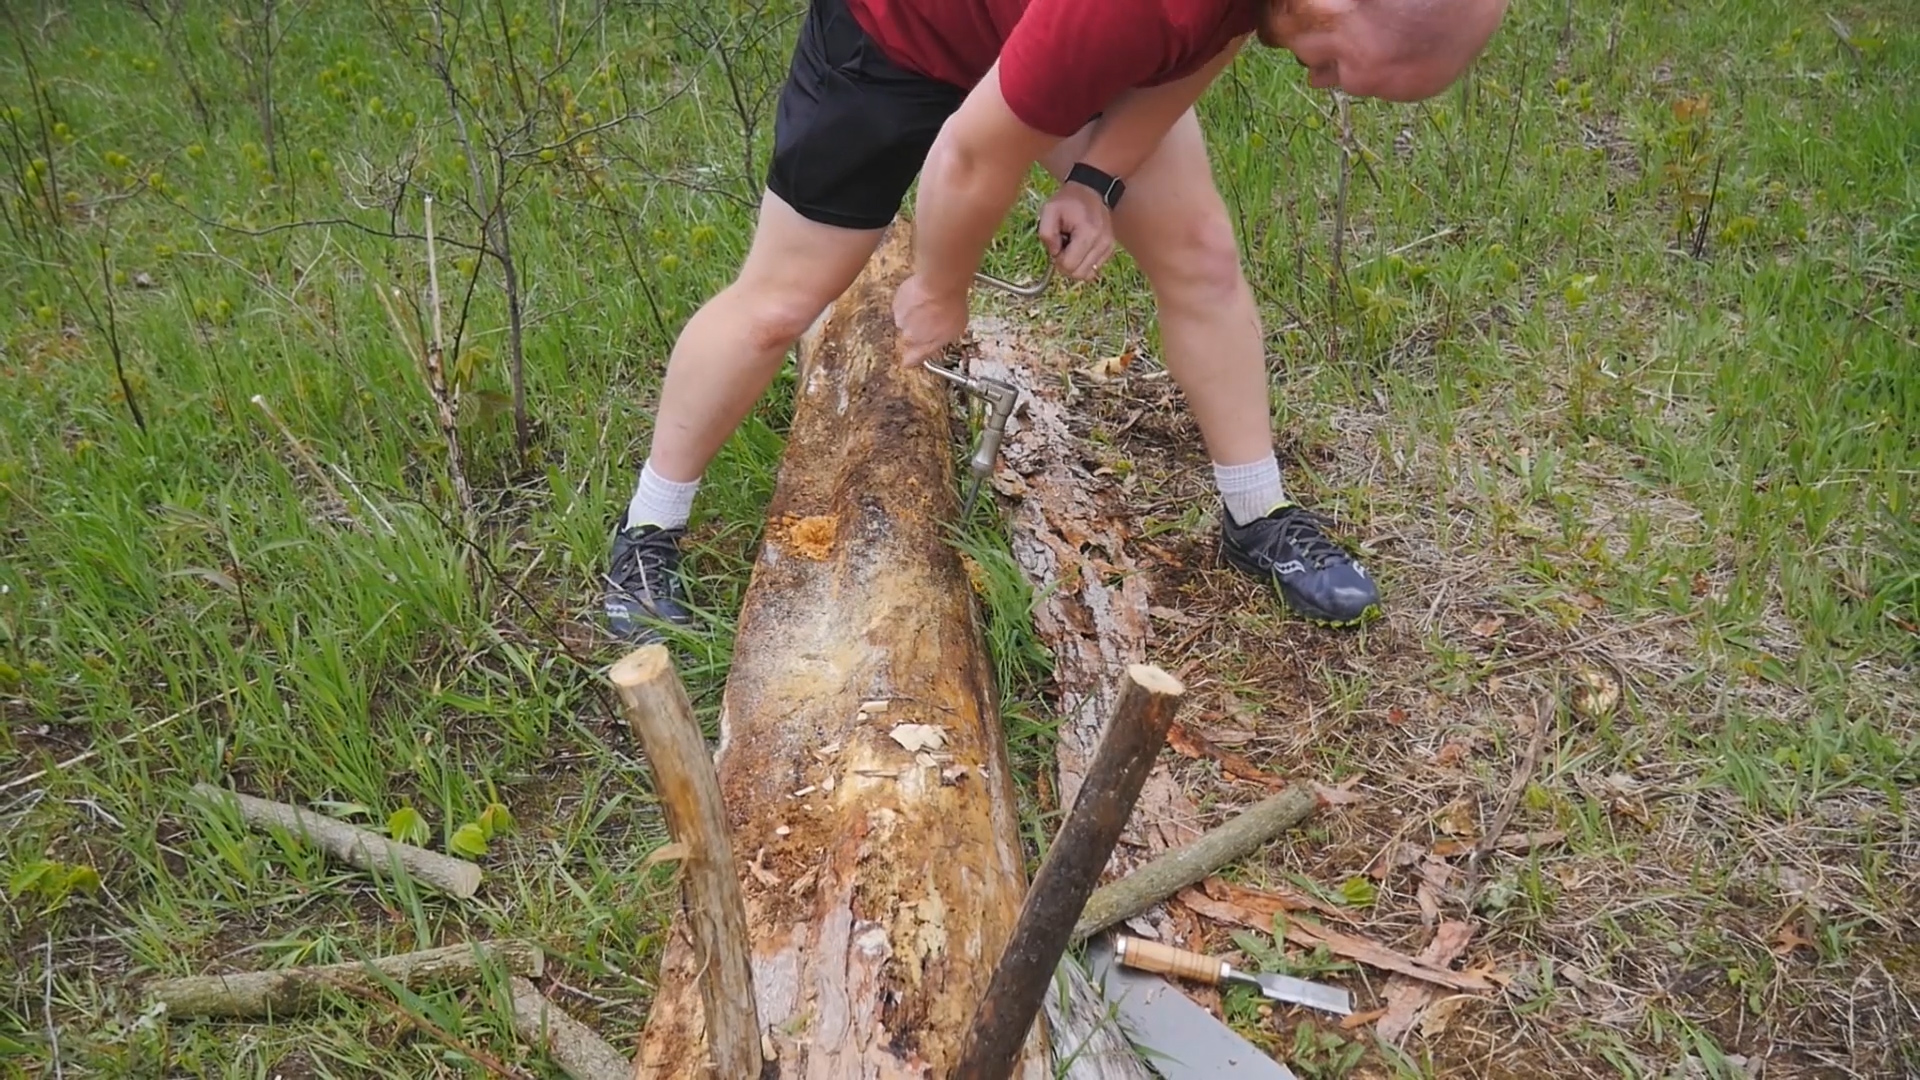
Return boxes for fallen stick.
[146,940,543,1018]
[1072,784,1319,942]
[190,782,482,899]
[609,645,762,1080]
[507,976,632,1080]
[952,663,1186,1080]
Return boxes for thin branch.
[95,243,148,434]
[1689,153,1722,260]
[1330,90,1353,367]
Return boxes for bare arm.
[908,62,1061,298]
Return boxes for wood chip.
[889,723,946,753]
[645,841,690,867]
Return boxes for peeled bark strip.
[964,323,1201,862]
[509,976,633,1080]
[190,782,482,899]
[634,221,1045,1079]
[611,646,761,1080]
[146,940,542,1017]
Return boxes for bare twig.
[1689,153,1723,259]
[1464,693,1554,901]
[1330,90,1353,367]
[1825,13,1866,78]
[426,0,532,460]
[43,934,62,1080]
[93,242,147,434]
[372,222,476,532]
[250,394,355,526]
[1,688,250,797]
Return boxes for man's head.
[1258,0,1509,102]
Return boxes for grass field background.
[1,0,1913,1076]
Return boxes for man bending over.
[605,0,1509,643]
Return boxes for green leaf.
[449,822,489,859]
[477,802,513,840]
[1338,876,1378,907]
[387,806,429,847]
[60,865,100,895]
[8,859,54,898]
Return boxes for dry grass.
[985,334,1918,1077]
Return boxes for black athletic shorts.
[766,0,968,230]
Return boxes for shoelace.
[1264,508,1351,568]
[612,528,681,594]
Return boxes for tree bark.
[962,323,1201,863]
[633,220,1046,1079]
[145,940,542,1017]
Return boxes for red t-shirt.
[845,0,1258,137]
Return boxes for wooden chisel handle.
[1113,936,1228,985]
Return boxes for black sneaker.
[603,520,694,644]
[1220,501,1382,627]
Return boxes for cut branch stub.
[952,663,1187,1080]
[610,644,762,1080]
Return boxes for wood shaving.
[889,723,946,753]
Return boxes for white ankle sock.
[625,460,700,530]
[1214,454,1288,526]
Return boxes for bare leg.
[1040,111,1273,468]
[645,190,887,483]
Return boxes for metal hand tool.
[1087,937,1301,1079]
[1114,936,1353,1017]
[921,360,1018,518]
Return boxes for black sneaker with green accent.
[603,520,694,644]
[1219,502,1381,627]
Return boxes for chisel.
[1113,936,1353,1016]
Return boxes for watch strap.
[1066,162,1125,208]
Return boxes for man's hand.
[1040,182,1115,281]
[894,273,968,367]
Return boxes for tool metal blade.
[1244,971,1353,1016]
[1086,939,1300,1080]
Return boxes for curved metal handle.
[974,264,1052,299]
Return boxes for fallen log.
[633,220,1046,1078]
[189,782,482,899]
[145,940,542,1018]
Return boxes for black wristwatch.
[1067,162,1125,209]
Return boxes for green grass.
[2,0,1915,1076]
